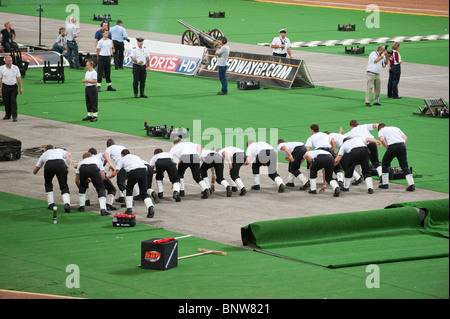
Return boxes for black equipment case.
[0,134,21,161]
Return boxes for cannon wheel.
[208,28,223,41]
[182,30,200,46]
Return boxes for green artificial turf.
[2,0,449,65]
[0,192,448,299]
[9,67,450,193]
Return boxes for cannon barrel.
[178,19,222,48]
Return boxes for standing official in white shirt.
[0,55,23,122]
[130,37,151,98]
[365,45,388,107]
[270,28,293,58]
[81,61,98,122]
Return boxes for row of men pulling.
[32,121,414,218]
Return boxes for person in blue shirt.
[94,21,112,50]
[109,20,129,69]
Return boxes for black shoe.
[201,188,211,199]
[2,116,11,120]
[278,184,285,193]
[47,203,55,210]
[107,86,116,91]
[82,116,92,121]
[64,203,71,213]
[133,195,143,201]
[341,187,350,192]
[158,192,164,199]
[374,102,382,106]
[392,96,402,99]
[106,204,117,211]
[368,188,374,194]
[299,181,310,190]
[85,200,90,206]
[285,182,295,187]
[173,191,181,202]
[406,185,415,192]
[338,181,344,189]
[77,206,85,212]
[226,185,232,197]
[333,187,340,197]
[116,197,125,203]
[100,209,111,216]
[134,94,139,99]
[12,118,17,122]
[379,184,389,189]
[140,93,148,98]
[366,103,371,107]
[309,189,317,194]
[352,177,364,185]
[180,190,185,197]
[251,184,260,190]
[217,91,227,95]
[90,117,98,122]
[151,191,159,204]
[240,187,247,196]
[147,206,155,218]
[231,186,238,192]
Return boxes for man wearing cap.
[130,37,151,98]
[270,29,293,58]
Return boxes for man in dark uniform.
[130,37,151,98]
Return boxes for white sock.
[133,183,139,196]
[376,166,382,177]
[79,193,86,206]
[253,174,260,185]
[173,182,181,192]
[220,180,230,188]
[85,188,90,201]
[199,180,208,192]
[365,177,374,190]
[329,180,339,190]
[297,173,308,185]
[344,178,351,189]
[119,190,125,198]
[310,178,317,191]
[144,197,153,209]
[46,191,54,205]
[157,180,164,193]
[62,193,70,205]
[107,194,114,206]
[405,174,414,186]
[125,196,133,209]
[381,173,389,185]
[274,176,284,187]
[337,172,344,183]
[180,178,185,191]
[203,177,211,188]
[352,171,361,181]
[235,178,245,190]
[288,173,295,183]
[99,197,106,210]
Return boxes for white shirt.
[305,150,331,160]
[65,22,78,41]
[97,38,113,56]
[35,149,68,168]
[271,36,291,55]
[344,124,376,144]
[130,46,150,65]
[105,145,126,164]
[305,132,331,149]
[84,70,97,86]
[116,154,146,172]
[109,25,128,42]
[367,50,386,74]
[76,156,104,174]
[246,142,275,158]
[338,138,366,156]
[277,142,304,156]
[218,147,244,159]
[216,44,230,67]
[0,64,21,85]
[149,152,175,167]
[170,142,200,158]
[327,133,346,149]
[378,126,406,145]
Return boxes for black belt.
[2,83,17,88]
[367,71,379,75]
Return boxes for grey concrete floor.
[0,12,448,248]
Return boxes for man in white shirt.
[65,16,82,69]
[246,140,285,193]
[33,145,72,212]
[0,55,23,122]
[170,138,211,199]
[215,37,230,95]
[105,139,127,203]
[96,29,116,92]
[130,37,151,98]
[216,146,248,196]
[365,45,388,107]
[149,148,181,202]
[200,148,232,197]
[377,123,415,191]
[277,139,309,189]
[303,150,340,197]
[270,28,293,58]
[107,149,156,218]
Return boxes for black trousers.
[252,149,280,181]
[113,41,124,69]
[44,159,69,194]
[200,153,225,184]
[382,143,410,175]
[388,64,401,98]
[126,168,149,198]
[2,83,18,119]
[133,64,147,94]
[78,164,106,198]
[85,86,98,113]
[2,41,19,53]
[97,55,112,83]
[345,147,372,179]
[289,145,307,177]
[230,152,247,181]
[367,142,381,169]
[178,154,202,183]
[309,155,335,184]
[155,158,180,183]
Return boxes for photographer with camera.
[365,45,388,107]
[387,42,402,99]
[270,28,293,58]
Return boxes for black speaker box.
[141,238,178,270]
[0,134,21,161]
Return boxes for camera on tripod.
[384,44,393,55]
